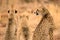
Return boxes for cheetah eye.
[34,9,39,15]
[15,10,17,13]
[8,10,10,13]
[35,12,39,15]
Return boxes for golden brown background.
[0,0,60,40]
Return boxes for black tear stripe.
[5,18,13,40]
[22,27,29,40]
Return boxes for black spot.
[35,9,39,15]
[8,18,12,25]
[36,12,39,15]
[8,10,10,13]
[15,10,17,13]
[22,27,29,38]
[22,27,28,34]
[44,14,48,18]
[9,18,12,21]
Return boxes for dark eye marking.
[8,10,10,13]
[15,10,17,13]
[34,9,40,15]
[36,12,39,15]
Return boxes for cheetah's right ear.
[42,7,50,18]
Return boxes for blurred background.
[0,0,60,40]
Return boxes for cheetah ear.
[42,7,50,18]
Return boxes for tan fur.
[32,8,55,40]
